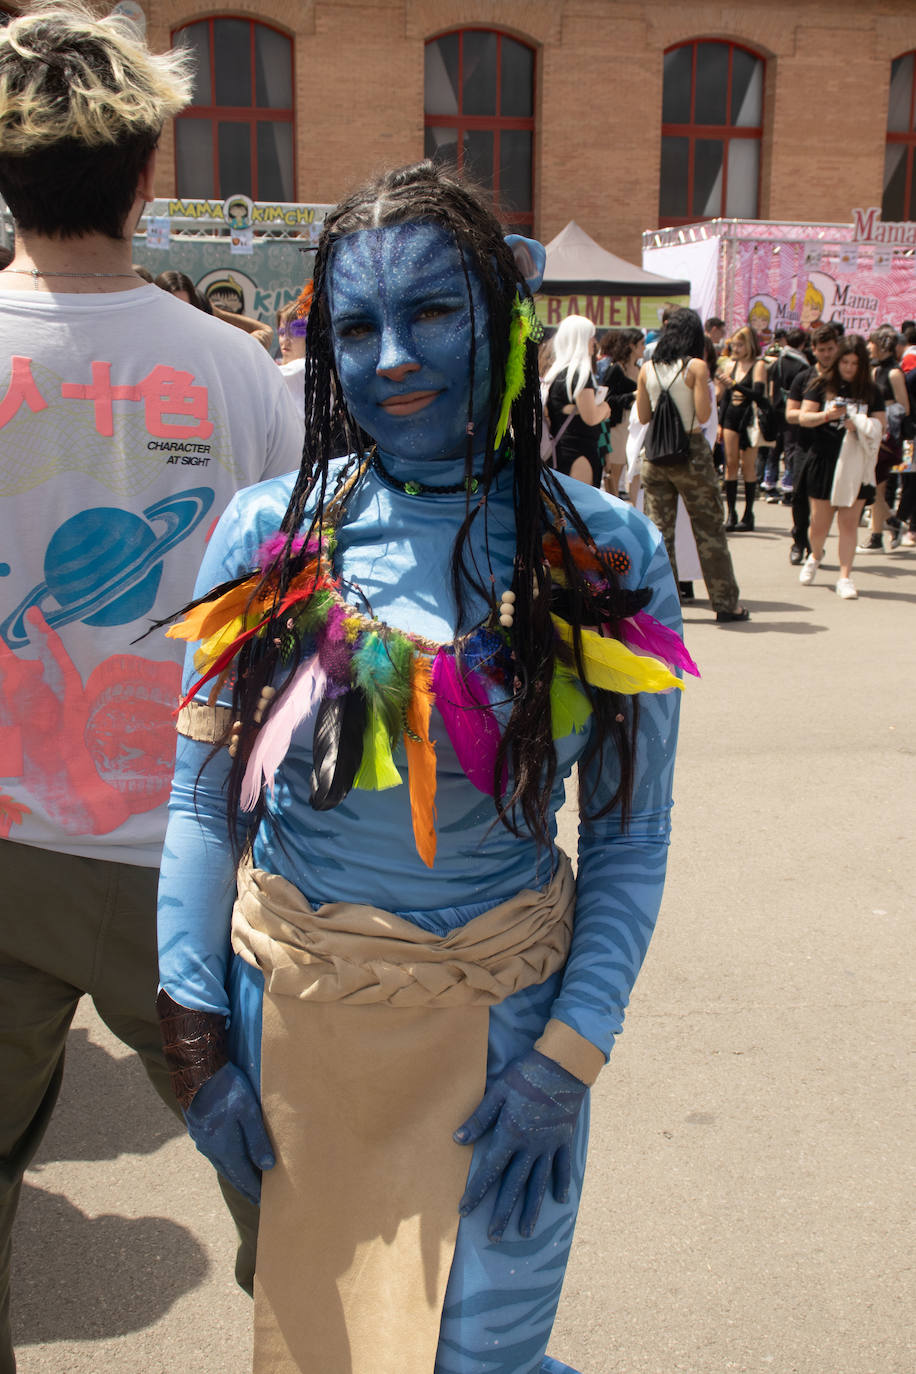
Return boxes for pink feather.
[241,652,327,809]
[255,531,307,569]
[431,649,506,796]
[620,612,700,677]
[317,602,352,695]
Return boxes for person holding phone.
[797,335,885,598]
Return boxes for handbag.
[541,409,575,467]
[753,394,779,443]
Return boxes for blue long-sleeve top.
[157,452,681,1065]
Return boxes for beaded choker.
[168,454,696,866]
[370,447,512,497]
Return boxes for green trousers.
[0,838,258,1374]
[641,430,741,614]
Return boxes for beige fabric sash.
[230,854,575,1374]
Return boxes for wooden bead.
[499,612,514,627]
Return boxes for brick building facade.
[141,0,916,260]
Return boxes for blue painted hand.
[454,1050,588,1242]
[184,1062,276,1206]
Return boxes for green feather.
[352,630,413,739]
[354,703,402,791]
[494,298,535,447]
[298,586,335,633]
[550,662,593,739]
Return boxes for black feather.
[308,687,367,810]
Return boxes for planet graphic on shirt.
[0,488,214,649]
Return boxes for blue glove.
[453,1049,588,1242]
[184,1062,276,1206]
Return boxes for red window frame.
[172,17,295,201]
[884,52,916,221]
[659,39,763,228]
[424,28,535,232]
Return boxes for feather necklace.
[167,453,697,866]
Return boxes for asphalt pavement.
[10,499,916,1374]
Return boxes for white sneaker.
[799,553,820,585]
[835,577,858,599]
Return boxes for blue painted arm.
[549,537,681,1060]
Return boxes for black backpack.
[644,362,691,466]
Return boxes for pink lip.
[380,390,440,416]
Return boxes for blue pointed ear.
[504,234,546,294]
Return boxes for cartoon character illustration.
[748,298,773,344]
[204,274,246,315]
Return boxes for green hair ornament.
[494,296,541,447]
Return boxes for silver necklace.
[4,267,140,286]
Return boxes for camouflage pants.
[642,431,741,613]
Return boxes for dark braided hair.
[223,160,638,854]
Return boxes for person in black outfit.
[862,326,910,550]
[797,335,886,599]
[715,325,767,530]
[784,324,840,563]
[769,327,810,502]
[596,328,642,496]
[543,314,612,486]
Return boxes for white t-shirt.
[278,355,306,421]
[0,284,303,865]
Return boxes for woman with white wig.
[544,314,612,485]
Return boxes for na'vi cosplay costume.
[156,217,692,1374]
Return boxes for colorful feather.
[352,630,413,740]
[542,532,631,578]
[550,661,593,739]
[240,653,326,810]
[166,575,261,644]
[461,627,512,688]
[194,612,248,674]
[621,612,699,677]
[552,615,683,695]
[353,703,402,791]
[431,649,506,796]
[316,602,354,695]
[255,531,307,569]
[309,688,367,810]
[404,654,437,868]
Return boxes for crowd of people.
[539,307,916,605]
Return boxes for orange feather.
[404,654,437,868]
[167,563,322,645]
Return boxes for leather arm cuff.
[156,988,229,1111]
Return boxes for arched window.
[659,40,764,226]
[883,53,916,221]
[424,29,535,232]
[173,18,295,201]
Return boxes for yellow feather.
[552,616,683,695]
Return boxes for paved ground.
[9,500,916,1374]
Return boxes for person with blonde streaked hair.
[543,314,613,485]
[0,7,303,1366]
[716,323,768,530]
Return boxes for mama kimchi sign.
[534,290,689,331]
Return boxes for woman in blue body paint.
[156,163,683,1374]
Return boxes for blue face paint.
[327,223,492,469]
